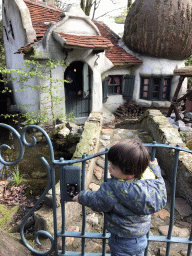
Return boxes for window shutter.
[103,77,109,103]
[123,75,135,99]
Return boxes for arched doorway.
[64,61,91,119]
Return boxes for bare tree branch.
[95,6,125,19]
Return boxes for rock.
[124,131,134,137]
[159,247,181,256]
[154,209,170,220]
[113,134,121,140]
[172,124,179,129]
[66,122,79,131]
[117,129,124,133]
[158,225,189,237]
[184,112,192,119]
[87,213,99,225]
[96,158,105,169]
[94,166,103,180]
[186,140,192,150]
[101,129,113,136]
[101,134,110,140]
[100,139,109,147]
[89,183,100,191]
[85,240,102,253]
[175,120,186,128]
[58,127,70,139]
[65,226,80,246]
[175,197,192,218]
[0,204,19,230]
[0,230,32,256]
[179,126,192,132]
[31,171,47,179]
[167,117,175,124]
[170,113,176,118]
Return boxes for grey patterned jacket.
[78,164,167,238]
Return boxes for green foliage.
[114,8,129,24]
[0,50,75,127]
[185,56,192,67]
[12,167,23,186]
[185,56,192,86]
[0,20,6,69]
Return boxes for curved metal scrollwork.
[0,124,55,255]
[0,123,25,165]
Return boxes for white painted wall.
[103,67,131,112]
[3,0,38,113]
[119,40,187,108]
[133,56,187,108]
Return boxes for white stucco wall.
[133,56,187,108]
[103,67,131,112]
[3,0,38,113]
[119,40,188,108]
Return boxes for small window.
[108,75,122,95]
[140,76,171,101]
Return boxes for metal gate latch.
[67,183,78,198]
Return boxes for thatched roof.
[123,0,192,60]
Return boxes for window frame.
[140,76,171,101]
[108,75,122,95]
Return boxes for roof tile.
[21,0,142,66]
[57,33,113,49]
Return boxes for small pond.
[0,120,81,183]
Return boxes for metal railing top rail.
[0,123,192,256]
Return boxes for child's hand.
[149,158,158,165]
[72,194,79,202]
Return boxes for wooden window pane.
[143,92,148,97]
[144,79,149,85]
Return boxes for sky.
[61,0,128,36]
[93,0,128,36]
[0,0,128,35]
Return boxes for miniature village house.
[2,0,192,123]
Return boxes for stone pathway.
[87,125,192,256]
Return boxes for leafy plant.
[12,166,23,186]
[185,56,192,87]
[0,50,75,128]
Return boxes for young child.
[73,139,167,256]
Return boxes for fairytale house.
[2,0,191,123]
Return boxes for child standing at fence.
[73,139,167,256]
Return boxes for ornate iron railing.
[0,123,192,256]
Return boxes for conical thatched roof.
[123,0,192,60]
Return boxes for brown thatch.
[123,0,192,60]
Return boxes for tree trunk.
[85,0,92,16]
[127,0,132,8]
[81,0,85,12]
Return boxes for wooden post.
[166,76,185,117]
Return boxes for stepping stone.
[101,134,110,140]
[113,134,121,140]
[100,139,110,147]
[123,132,133,137]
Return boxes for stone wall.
[116,109,192,206]
[73,112,103,188]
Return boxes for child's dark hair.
[108,139,150,178]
